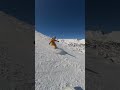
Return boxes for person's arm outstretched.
[55,40,59,42]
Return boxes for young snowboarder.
[49,36,59,49]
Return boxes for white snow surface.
[58,39,85,54]
[58,39,85,44]
[35,31,85,90]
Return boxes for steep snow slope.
[0,11,34,89]
[35,31,85,90]
[86,30,120,90]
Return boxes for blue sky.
[35,0,85,39]
[1,0,119,34]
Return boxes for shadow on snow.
[57,48,76,58]
[74,86,83,90]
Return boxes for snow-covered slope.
[0,11,35,89]
[58,39,85,54]
[86,30,120,63]
[35,31,85,90]
[58,39,85,44]
[86,30,120,90]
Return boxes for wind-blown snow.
[35,31,85,90]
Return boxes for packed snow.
[58,39,85,44]
[58,39,85,54]
[35,31,85,90]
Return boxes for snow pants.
[50,42,57,49]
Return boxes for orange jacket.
[49,38,59,46]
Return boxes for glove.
[57,41,59,42]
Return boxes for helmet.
[52,36,56,39]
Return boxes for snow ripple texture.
[35,31,85,90]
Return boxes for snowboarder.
[49,36,59,49]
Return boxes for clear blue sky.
[35,0,85,39]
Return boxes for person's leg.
[53,43,57,49]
